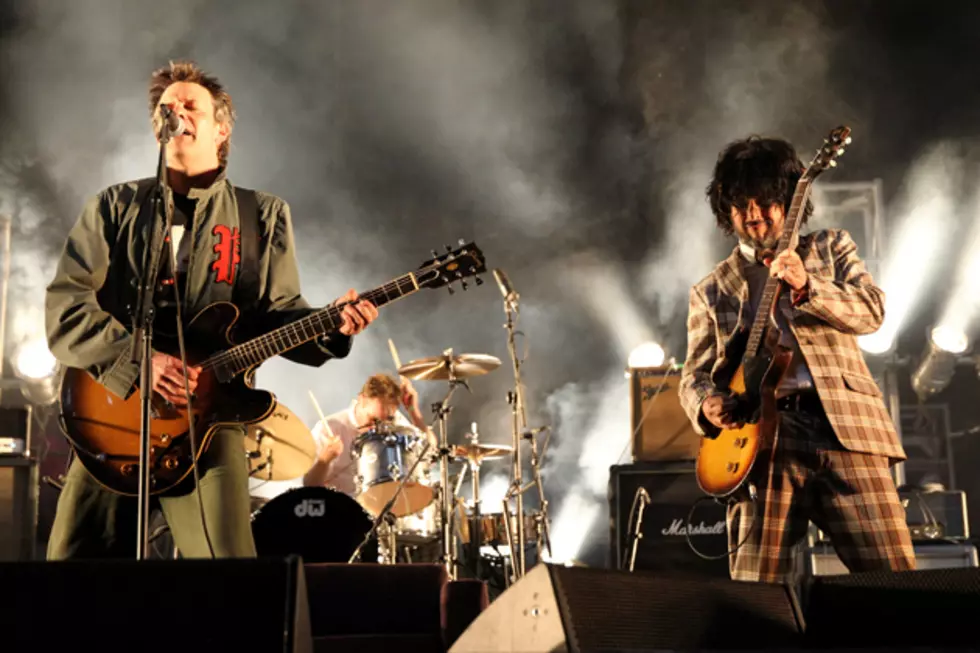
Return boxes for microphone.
[159,105,185,137]
[492,268,519,309]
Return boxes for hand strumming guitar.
[702,393,742,430]
[151,352,201,407]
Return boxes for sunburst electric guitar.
[58,242,487,496]
[695,127,852,499]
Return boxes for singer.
[44,60,379,559]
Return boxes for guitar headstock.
[416,240,487,294]
[803,125,852,181]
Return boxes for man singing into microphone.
[45,60,379,559]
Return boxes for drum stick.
[308,390,336,440]
[388,338,403,375]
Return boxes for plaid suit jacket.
[679,228,905,461]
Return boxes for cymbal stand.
[432,371,465,579]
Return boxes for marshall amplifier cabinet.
[628,366,700,462]
[609,461,730,577]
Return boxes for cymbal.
[451,442,514,463]
[244,402,316,482]
[398,353,502,381]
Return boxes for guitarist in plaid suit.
[679,135,915,583]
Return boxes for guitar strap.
[233,186,261,315]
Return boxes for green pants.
[47,427,256,559]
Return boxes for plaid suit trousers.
[727,404,916,583]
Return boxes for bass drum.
[251,487,379,563]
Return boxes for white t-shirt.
[312,400,415,497]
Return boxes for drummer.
[303,373,437,495]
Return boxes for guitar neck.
[206,273,420,376]
[744,178,812,357]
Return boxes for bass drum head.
[251,487,379,563]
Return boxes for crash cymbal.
[451,442,514,463]
[397,353,502,381]
[244,402,317,482]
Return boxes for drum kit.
[245,347,553,584]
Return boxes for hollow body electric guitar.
[695,127,852,499]
[59,242,486,496]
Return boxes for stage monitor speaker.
[804,567,980,649]
[449,564,804,652]
[609,461,730,577]
[0,556,312,652]
[629,366,699,461]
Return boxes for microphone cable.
[167,232,216,559]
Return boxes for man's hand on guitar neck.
[333,289,379,336]
[151,352,201,407]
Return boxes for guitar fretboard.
[744,179,812,358]
[203,273,419,378]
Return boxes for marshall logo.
[211,224,241,285]
[662,519,726,536]
[294,499,326,518]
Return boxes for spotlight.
[13,339,61,405]
[858,332,895,356]
[910,326,970,401]
[628,342,665,369]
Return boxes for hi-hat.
[398,353,501,381]
[451,442,514,463]
[244,402,316,482]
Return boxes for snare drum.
[352,424,434,517]
[250,487,379,563]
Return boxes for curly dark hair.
[706,135,813,235]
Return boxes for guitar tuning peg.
[447,284,455,295]
[431,249,439,259]
[474,276,484,286]
[445,244,453,252]
[844,136,852,145]
[461,280,468,291]
[829,160,837,167]
[458,238,465,245]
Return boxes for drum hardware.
[349,438,433,564]
[396,348,499,579]
[251,486,379,563]
[397,352,502,381]
[352,422,434,517]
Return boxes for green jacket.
[45,170,351,398]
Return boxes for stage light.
[910,327,970,401]
[13,339,61,405]
[628,342,665,369]
[859,331,895,356]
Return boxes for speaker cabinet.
[804,567,980,649]
[629,366,700,461]
[0,456,38,561]
[449,564,804,652]
[0,556,312,652]
[609,461,729,576]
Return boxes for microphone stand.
[129,109,178,560]
[501,294,539,579]
[627,489,650,573]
